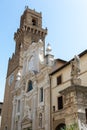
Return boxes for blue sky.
[0,0,87,101]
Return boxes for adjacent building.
[50,50,87,130]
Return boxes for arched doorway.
[56,123,66,130]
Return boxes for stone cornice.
[59,85,87,95]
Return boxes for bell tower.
[1,7,47,130]
[14,6,47,52]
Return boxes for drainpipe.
[50,75,52,130]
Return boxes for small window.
[39,113,42,128]
[17,100,20,112]
[32,19,37,26]
[27,80,33,92]
[16,121,18,130]
[4,126,7,130]
[40,87,43,102]
[85,109,87,124]
[53,106,55,112]
[57,75,62,85]
[58,96,63,110]
[27,128,31,130]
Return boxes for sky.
[0,0,87,102]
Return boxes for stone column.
[19,91,25,130]
[32,81,38,130]
[21,91,25,119]
[11,98,17,130]
[44,87,50,130]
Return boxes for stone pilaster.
[11,98,17,130]
[44,87,50,130]
[32,90,38,130]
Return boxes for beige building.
[50,50,87,130]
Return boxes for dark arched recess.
[55,123,66,130]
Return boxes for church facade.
[1,7,87,130]
[11,40,54,130]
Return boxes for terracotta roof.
[50,49,87,75]
[55,58,67,63]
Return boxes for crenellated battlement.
[14,25,47,41]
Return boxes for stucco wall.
[51,53,87,111]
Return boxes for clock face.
[39,47,44,63]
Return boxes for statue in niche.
[24,106,32,119]
[71,55,81,85]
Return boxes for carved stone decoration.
[24,106,32,120]
[28,70,35,77]
[39,46,44,64]
[71,55,81,85]
[33,80,38,91]
[28,56,34,71]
